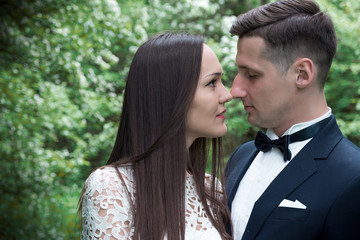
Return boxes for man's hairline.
[235,35,290,76]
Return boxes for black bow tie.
[255,117,331,161]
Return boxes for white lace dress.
[81,166,223,240]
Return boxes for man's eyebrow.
[237,64,261,72]
[201,72,223,79]
[237,64,251,70]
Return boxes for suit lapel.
[242,148,318,239]
[242,115,343,240]
[226,143,259,210]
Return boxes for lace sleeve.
[81,166,135,240]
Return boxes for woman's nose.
[219,84,233,104]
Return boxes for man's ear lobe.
[294,58,315,88]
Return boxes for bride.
[79,32,233,240]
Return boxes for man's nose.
[230,73,247,98]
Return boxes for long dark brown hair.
[81,32,231,239]
[230,0,337,88]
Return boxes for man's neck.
[272,107,331,137]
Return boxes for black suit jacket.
[225,115,360,239]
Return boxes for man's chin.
[247,115,265,129]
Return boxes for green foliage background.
[0,0,359,238]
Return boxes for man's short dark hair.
[230,0,337,87]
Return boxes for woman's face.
[186,44,232,148]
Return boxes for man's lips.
[244,105,254,111]
[242,102,254,112]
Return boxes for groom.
[225,0,360,239]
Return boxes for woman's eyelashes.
[206,79,217,87]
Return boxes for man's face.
[231,36,297,135]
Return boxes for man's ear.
[294,58,315,89]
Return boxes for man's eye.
[247,72,259,79]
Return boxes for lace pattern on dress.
[81,166,222,240]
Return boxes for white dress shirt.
[231,108,332,240]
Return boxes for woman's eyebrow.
[201,72,223,79]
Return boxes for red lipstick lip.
[216,109,226,119]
